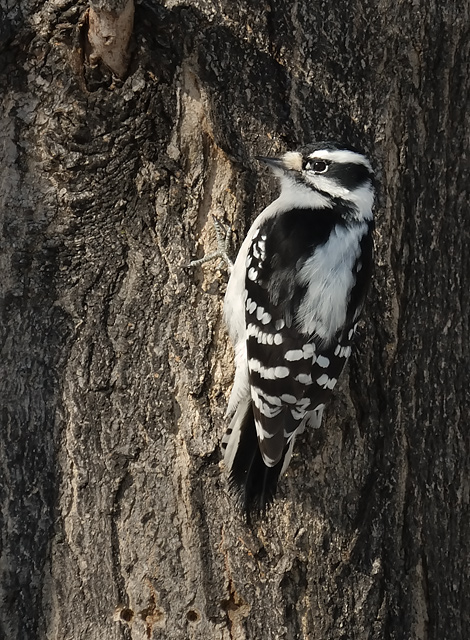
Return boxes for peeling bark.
[0,1,469,639]
[86,0,135,78]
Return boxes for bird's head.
[257,141,375,220]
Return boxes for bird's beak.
[256,156,287,179]
[256,156,285,170]
[256,151,303,173]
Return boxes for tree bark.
[0,1,468,639]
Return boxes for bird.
[221,141,375,514]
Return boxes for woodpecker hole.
[186,609,201,623]
[120,608,134,623]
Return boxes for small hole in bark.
[256,546,268,560]
[187,609,201,623]
[120,608,134,622]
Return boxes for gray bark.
[0,1,468,639]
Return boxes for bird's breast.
[295,223,367,342]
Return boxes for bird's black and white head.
[258,141,374,221]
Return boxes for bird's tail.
[222,401,285,515]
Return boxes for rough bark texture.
[0,1,468,639]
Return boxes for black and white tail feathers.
[222,401,295,515]
[223,403,283,515]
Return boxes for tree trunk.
[1,1,468,639]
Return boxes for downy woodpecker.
[222,141,374,512]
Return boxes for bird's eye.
[303,159,329,173]
[311,160,328,173]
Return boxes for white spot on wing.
[246,299,257,314]
[257,388,283,407]
[251,388,282,418]
[255,306,272,325]
[254,238,266,261]
[316,355,330,368]
[284,349,304,361]
[291,409,305,420]
[247,325,283,346]
[302,343,316,358]
[246,323,256,336]
[258,237,266,256]
[248,359,289,380]
[281,394,297,404]
[316,374,330,388]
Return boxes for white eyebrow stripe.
[308,149,373,172]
